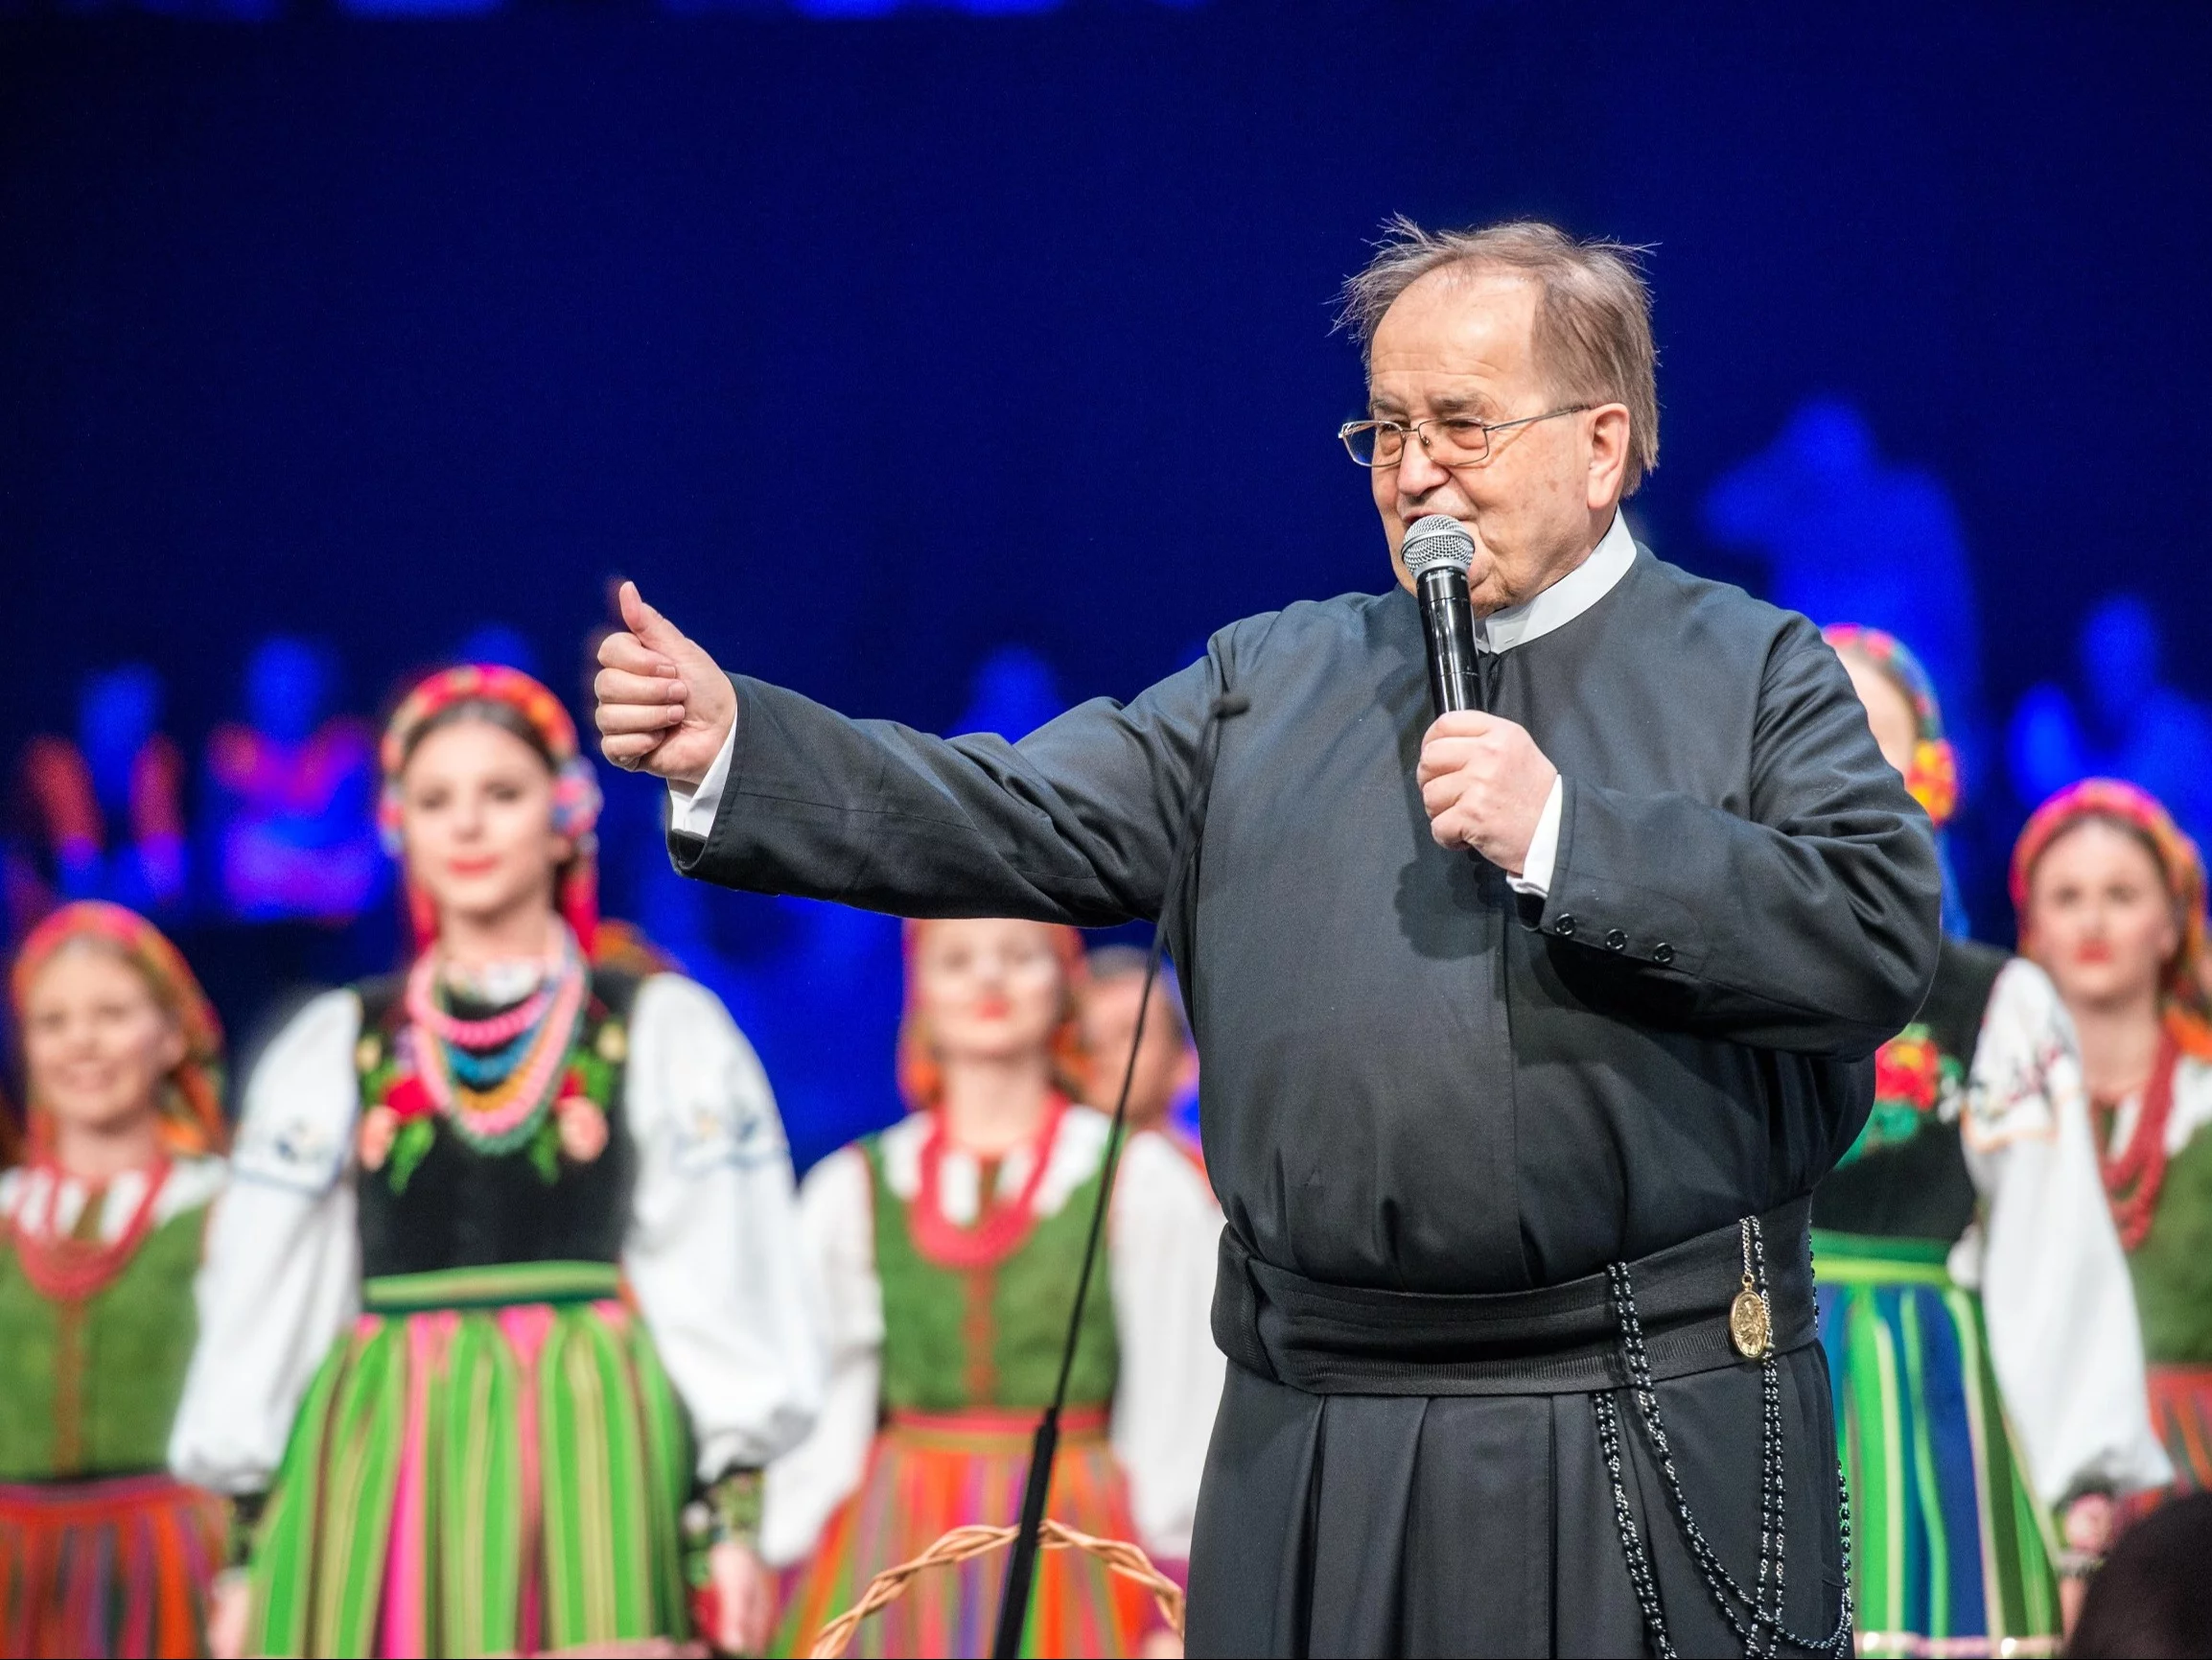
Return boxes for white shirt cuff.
[668,720,740,839]
[1506,775,1564,897]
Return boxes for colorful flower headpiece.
[2011,777,2212,1059]
[896,918,1090,1111]
[12,900,227,1157]
[1823,624,1959,828]
[379,664,603,952]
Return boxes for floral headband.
[378,663,603,951]
[2012,777,2212,1058]
[377,663,601,853]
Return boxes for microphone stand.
[990,691,1247,1660]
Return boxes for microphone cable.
[991,689,1249,1660]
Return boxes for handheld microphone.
[1403,513,1483,717]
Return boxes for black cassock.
[672,546,1941,1657]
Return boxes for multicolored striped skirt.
[774,1405,1161,1658]
[245,1261,693,1659]
[0,1470,226,1658]
[1814,1231,2061,1659]
[2145,1363,2212,1492]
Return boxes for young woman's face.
[912,918,1068,1069]
[2028,819,2182,1015]
[22,945,184,1135]
[398,719,571,935]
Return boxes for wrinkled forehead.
[1366,265,1543,416]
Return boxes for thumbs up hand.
[594,581,738,788]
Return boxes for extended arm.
[598,577,1213,924]
[669,657,1218,926]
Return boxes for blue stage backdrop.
[3,0,2208,1163]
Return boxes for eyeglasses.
[1338,405,1593,469]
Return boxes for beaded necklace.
[2092,1029,2181,1253]
[404,939,587,1156]
[4,1160,172,1303]
[908,1096,1071,1271]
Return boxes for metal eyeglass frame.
[1338,404,1594,468]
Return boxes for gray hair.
[1338,216,1660,494]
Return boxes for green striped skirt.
[246,1261,693,1659]
[1814,1231,2061,1658]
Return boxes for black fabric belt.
[1211,1198,1816,1396]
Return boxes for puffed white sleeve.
[622,973,826,1484]
[1106,1132,1225,1564]
[759,1146,882,1568]
[1962,959,2173,1503]
[170,990,364,1495]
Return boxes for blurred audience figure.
[1705,398,1982,726]
[2065,1492,2212,1658]
[2008,594,2212,850]
[1081,945,1201,1148]
[6,666,187,945]
[203,636,381,924]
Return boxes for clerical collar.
[1476,509,1638,654]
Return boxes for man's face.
[1365,266,1618,612]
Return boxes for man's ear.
[1586,405,1632,509]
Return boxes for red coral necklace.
[909,1096,1070,1271]
[5,1159,172,1303]
[2092,1030,2180,1253]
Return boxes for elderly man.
[596,220,1939,1657]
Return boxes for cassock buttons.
[1554,913,1576,938]
[1605,928,1627,951]
[1653,942,1675,965]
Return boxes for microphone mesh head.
[1401,514,1475,578]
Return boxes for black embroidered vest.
[1810,935,2008,1245]
[351,968,641,1278]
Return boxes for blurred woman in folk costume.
[170,664,824,1658]
[765,917,1222,1658]
[1813,629,2168,1656]
[2013,779,2212,1499]
[1,901,229,1657]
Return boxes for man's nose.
[1391,436,1453,503]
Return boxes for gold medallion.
[1730,1285,1772,1361]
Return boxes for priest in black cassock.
[595,219,1941,1658]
